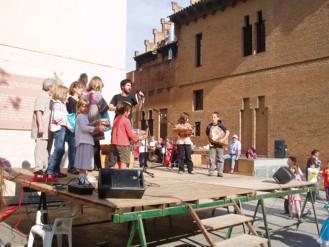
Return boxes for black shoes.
[54,172,67,178]
[68,168,79,175]
[33,169,44,175]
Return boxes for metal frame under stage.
[113,186,318,247]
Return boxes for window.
[141,111,147,130]
[243,15,252,56]
[148,110,153,120]
[256,11,266,53]
[193,89,203,111]
[147,110,153,136]
[195,33,202,67]
[195,122,201,136]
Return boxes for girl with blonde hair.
[86,76,108,170]
[47,85,70,178]
[74,98,104,184]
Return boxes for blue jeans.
[65,129,76,171]
[48,127,66,174]
[223,154,237,170]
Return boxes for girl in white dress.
[74,98,104,184]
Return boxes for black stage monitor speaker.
[273,166,294,184]
[68,181,94,195]
[274,140,286,158]
[98,168,145,199]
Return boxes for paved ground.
[1,167,327,246]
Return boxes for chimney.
[134,50,140,57]
[171,1,182,13]
[161,18,171,35]
[190,0,200,4]
[168,23,175,60]
[153,28,166,45]
[144,40,156,52]
[168,23,175,43]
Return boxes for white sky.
[126,0,189,72]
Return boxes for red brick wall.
[175,0,329,86]
[0,70,43,130]
[129,0,329,166]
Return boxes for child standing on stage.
[322,161,329,202]
[111,101,146,169]
[47,85,71,178]
[66,81,84,174]
[175,112,194,174]
[74,98,104,184]
[87,76,108,170]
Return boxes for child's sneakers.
[78,174,91,185]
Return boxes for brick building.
[128,0,329,165]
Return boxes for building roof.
[134,41,177,66]
[169,0,245,25]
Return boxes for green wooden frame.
[113,186,318,247]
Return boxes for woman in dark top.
[66,81,84,174]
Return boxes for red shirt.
[322,168,329,187]
[111,114,138,146]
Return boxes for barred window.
[193,89,203,111]
[195,33,202,67]
[256,11,266,53]
[243,15,252,56]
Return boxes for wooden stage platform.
[3,167,318,246]
[4,168,257,211]
[4,168,315,209]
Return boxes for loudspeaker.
[274,140,286,158]
[98,168,145,199]
[68,181,94,195]
[273,166,294,184]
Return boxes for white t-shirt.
[139,140,148,153]
[229,140,241,154]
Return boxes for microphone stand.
[142,123,154,178]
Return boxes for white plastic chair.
[27,210,73,247]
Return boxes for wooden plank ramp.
[216,234,268,247]
[202,214,253,230]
